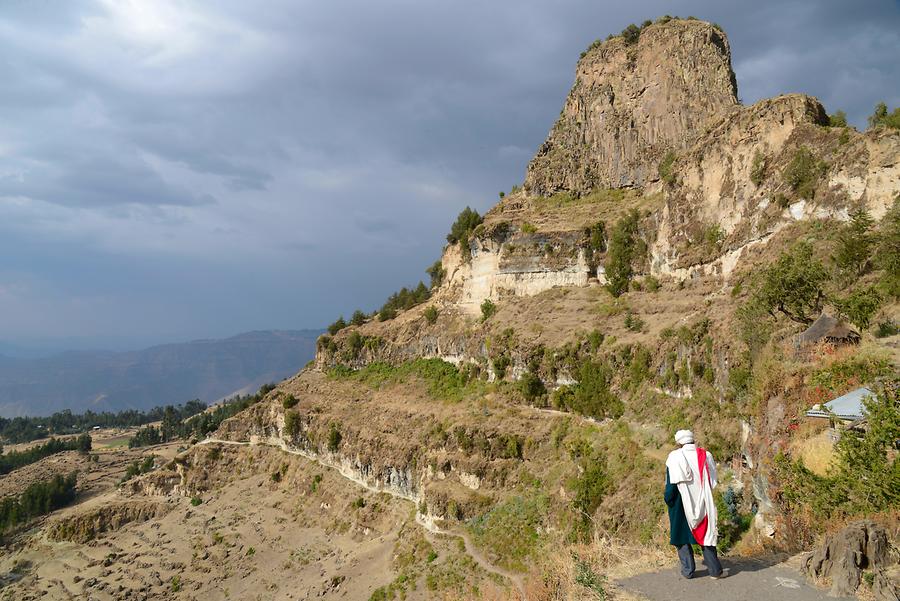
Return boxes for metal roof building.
[806,387,873,421]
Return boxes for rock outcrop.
[802,521,899,600]
[48,500,171,543]
[525,19,738,195]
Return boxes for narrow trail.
[198,437,526,598]
[619,557,852,601]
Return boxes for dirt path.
[618,557,853,601]
[199,437,526,597]
[421,522,525,597]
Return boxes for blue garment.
[664,467,696,546]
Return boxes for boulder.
[802,520,897,599]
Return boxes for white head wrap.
[674,429,694,445]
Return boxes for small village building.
[806,387,871,432]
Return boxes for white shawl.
[665,443,719,546]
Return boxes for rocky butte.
[2,16,898,601]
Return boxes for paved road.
[619,557,853,601]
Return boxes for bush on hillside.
[745,241,828,324]
[828,111,848,127]
[658,150,676,185]
[283,411,300,438]
[621,23,642,45]
[327,316,347,336]
[868,102,900,130]
[378,281,430,321]
[875,198,900,297]
[750,151,767,186]
[446,207,482,245]
[327,423,342,452]
[783,146,828,199]
[480,299,498,322]
[423,305,439,325]
[519,371,546,404]
[833,286,882,330]
[0,472,78,533]
[350,310,367,326]
[604,210,643,297]
[426,260,445,289]
[834,208,875,278]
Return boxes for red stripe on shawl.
[691,447,709,544]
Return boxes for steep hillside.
[0,330,320,417]
[3,16,897,601]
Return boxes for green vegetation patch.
[468,494,548,572]
[0,472,78,534]
[775,381,899,534]
[328,359,484,403]
[0,433,91,475]
[782,146,828,199]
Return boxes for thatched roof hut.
[798,313,860,346]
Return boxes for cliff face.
[525,19,738,195]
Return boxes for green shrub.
[587,221,607,253]
[571,452,609,526]
[875,198,900,297]
[283,411,301,438]
[423,305,439,324]
[571,361,622,419]
[621,23,641,45]
[587,329,604,351]
[171,575,181,592]
[350,310,367,326]
[446,207,482,244]
[327,424,342,452]
[520,222,537,234]
[623,310,644,332]
[868,102,900,129]
[426,260,445,289]
[519,371,546,403]
[480,299,498,322]
[835,208,875,278]
[702,223,724,247]
[834,286,882,329]
[745,241,828,324]
[644,276,660,292]
[378,281,430,321]
[281,394,299,410]
[492,354,510,379]
[574,558,606,594]
[750,151,766,186]
[828,111,848,127]
[468,495,547,572]
[875,320,898,338]
[604,210,642,297]
[327,316,347,336]
[190,496,202,506]
[658,150,676,185]
[783,146,828,199]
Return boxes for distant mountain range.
[0,330,321,417]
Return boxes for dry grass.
[450,534,669,601]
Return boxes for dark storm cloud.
[0,0,897,348]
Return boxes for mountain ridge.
[0,329,321,417]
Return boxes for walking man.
[664,429,727,579]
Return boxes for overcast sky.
[1,0,898,352]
